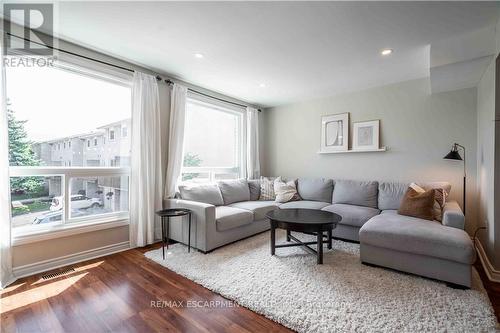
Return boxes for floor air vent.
[41,267,75,280]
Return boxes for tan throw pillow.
[398,187,436,221]
[259,176,276,200]
[410,183,447,221]
[274,177,301,203]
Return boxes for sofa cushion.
[279,200,330,210]
[215,206,254,232]
[359,213,474,264]
[217,179,250,205]
[322,204,380,228]
[333,180,378,208]
[229,201,280,221]
[247,179,261,201]
[179,184,224,206]
[297,178,333,202]
[378,181,409,210]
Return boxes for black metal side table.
[156,208,192,259]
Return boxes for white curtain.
[1,45,14,288]
[130,72,163,248]
[164,83,188,198]
[246,107,260,179]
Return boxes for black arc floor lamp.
[443,143,466,215]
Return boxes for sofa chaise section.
[360,200,473,287]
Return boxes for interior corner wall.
[261,78,478,234]
[475,18,500,271]
[476,57,498,269]
[494,18,500,272]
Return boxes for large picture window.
[6,59,131,237]
[181,97,246,183]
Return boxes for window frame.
[6,55,133,244]
[180,96,247,183]
[10,166,130,244]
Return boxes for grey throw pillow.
[178,184,224,206]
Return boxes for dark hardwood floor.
[1,244,292,333]
[1,244,499,332]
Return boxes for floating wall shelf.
[317,147,388,154]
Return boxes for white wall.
[12,225,129,267]
[262,78,478,233]
[475,18,500,269]
[476,58,497,267]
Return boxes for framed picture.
[320,113,349,152]
[353,120,380,150]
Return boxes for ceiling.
[50,2,500,107]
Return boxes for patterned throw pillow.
[259,176,277,200]
[274,177,301,203]
[410,183,447,221]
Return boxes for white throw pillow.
[274,177,301,203]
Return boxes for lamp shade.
[443,149,463,160]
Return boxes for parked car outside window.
[32,210,85,224]
[32,211,62,224]
[50,194,103,211]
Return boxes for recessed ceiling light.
[381,49,393,56]
[259,83,266,88]
[194,53,204,59]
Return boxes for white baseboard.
[476,240,500,283]
[13,241,131,279]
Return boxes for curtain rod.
[6,32,262,112]
[165,79,261,112]
[7,32,160,82]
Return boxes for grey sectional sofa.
[164,178,474,287]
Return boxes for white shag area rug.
[145,230,499,332]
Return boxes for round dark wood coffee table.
[265,208,341,264]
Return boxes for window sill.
[12,217,130,246]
